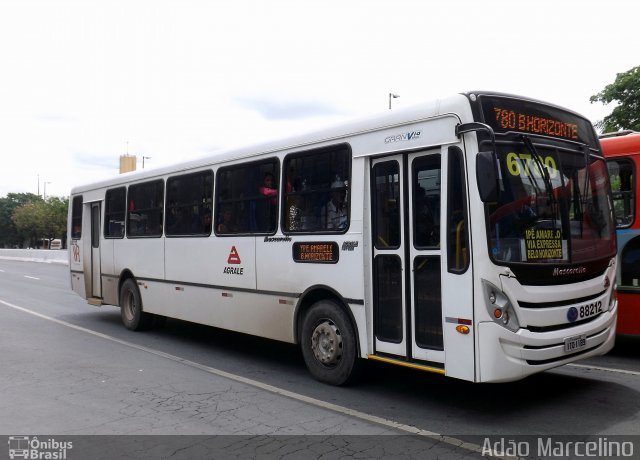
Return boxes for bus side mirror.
[476,151,499,203]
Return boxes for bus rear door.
[87,201,102,301]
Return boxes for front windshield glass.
[488,141,616,264]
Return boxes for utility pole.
[389,93,400,109]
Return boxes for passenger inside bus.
[167,203,188,234]
[252,172,278,231]
[217,207,238,233]
[321,179,347,230]
[287,194,302,231]
[259,172,278,201]
[201,210,212,234]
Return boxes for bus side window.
[166,170,213,237]
[104,187,126,238]
[283,144,351,233]
[126,180,164,237]
[215,159,279,235]
[373,161,400,248]
[621,237,640,288]
[71,195,83,239]
[447,146,469,273]
[413,155,441,248]
[607,158,635,227]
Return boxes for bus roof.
[70,91,591,195]
[600,131,640,157]
[71,93,472,195]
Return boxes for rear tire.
[120,278,154,331]
[300,299,360,385]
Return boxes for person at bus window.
[217,207,237,233]
[201,210,212,234]
[167,203,187,234]
[322,179,347,230]
[259,172,278,205]
[286,165,297,193]
[299,198,318,231]
[255,171,278,231]
[190,208,212,234]
[287,195,302,231]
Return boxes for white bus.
[68,92,618,385]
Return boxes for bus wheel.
[301,300,359,386]
[120,279,153,331]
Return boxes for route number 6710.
[506,152,558,178]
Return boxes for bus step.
[87,297,104,306]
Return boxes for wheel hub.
[124,291,136,321]
[311,320,342,366]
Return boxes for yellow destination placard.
[524,228,564,260]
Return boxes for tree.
[0,193,42,248]
[42,196,69,244]
[590,65,640,133]
[11,196,68,248]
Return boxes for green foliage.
[0,193,68,248]
[0,193,42,248]
[14,197,69,247]
[590,65,640,133]
[610,174,621,192]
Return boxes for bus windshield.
[487,141,616,265]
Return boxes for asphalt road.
[0,260,638,459]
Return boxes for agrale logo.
[223,246,243,275]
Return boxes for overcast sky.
[1,0,637,198]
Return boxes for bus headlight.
[611,283,617,308]
[482,280,520,332]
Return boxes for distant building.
[120,155,137,173]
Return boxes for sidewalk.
[0,248,68,265]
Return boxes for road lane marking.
[0,298,515,459]
[566,363,640,376]
[24,276,40,280]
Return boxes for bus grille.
[525,314,602,333]
[518,290,605,309]
[525,345,600,365]
[523,325,609,366]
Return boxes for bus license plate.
[564,334,586,353]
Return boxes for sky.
[0,0,638,199]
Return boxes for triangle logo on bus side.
[227,246,241,264]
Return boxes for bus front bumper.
[477,300,617,383]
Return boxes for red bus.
[601,131,640,335]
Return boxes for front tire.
[120,278,153,331]
[301,300,359,385]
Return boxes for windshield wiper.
[581,145,591,207]
[520,135,555,207]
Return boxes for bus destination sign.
[478,95,596,145]
[493,107,578,140]
[293,242,339,264]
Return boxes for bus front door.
[371,147,474,380]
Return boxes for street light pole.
[389,93,400,109]
[142,156,151,169]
